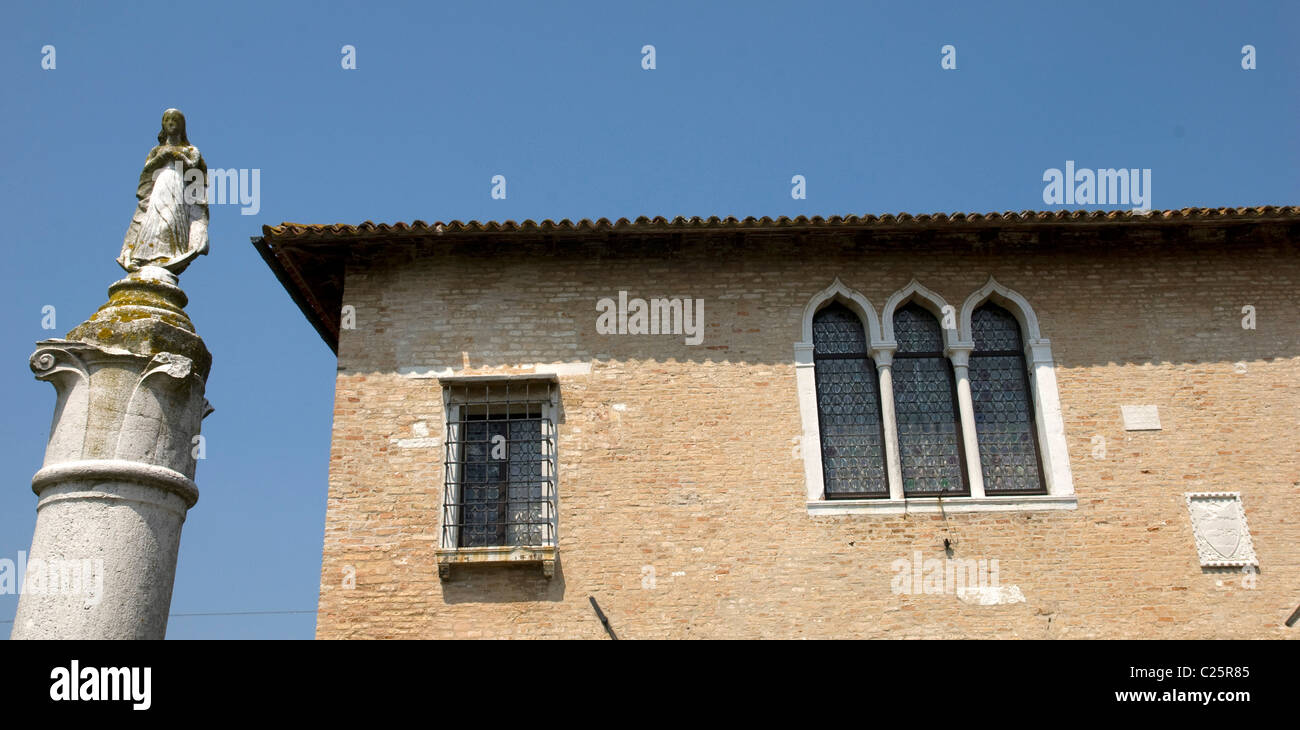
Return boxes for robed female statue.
[119,109,209,274]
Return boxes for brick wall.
[316,225,1299,638]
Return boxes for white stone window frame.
[435,374,559,579]
[796,278,1075,515]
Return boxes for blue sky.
[1,1,1295,639]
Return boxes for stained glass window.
[970,304,1045,493]
[813,303,888,497]
[892,303,967,495]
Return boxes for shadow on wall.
[301,229,1298,372]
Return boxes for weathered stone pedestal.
[12,265,211,640]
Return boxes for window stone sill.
[806,494,1078,516]
[435,545,556,580]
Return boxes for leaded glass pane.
[813,303,868,355]
[893,357,966,494]
[813,304,887,496]
[893,304,965,494]
[970,304,1044,493]
[460,415,546,547]
[816,357,888,495]
[461,419,506,547]
[971,303,1023,351]
[894,303,944,354]
[506,418,545,546]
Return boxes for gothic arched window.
[892,303,967,495]
[813,303,888,497]
[969,303,1046,494]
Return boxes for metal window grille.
[892,303,969,496]
[442,380,557,549]
[812,303,889,497]
[969,303,1046,494]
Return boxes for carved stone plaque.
[1121,405,1161,431]
[1185,493,1258,567]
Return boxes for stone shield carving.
[1185,492,1258,567]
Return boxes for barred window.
[892,303,967,495]
[813,303,888,497]
[969,303,1045,494]
[442,380,557,549]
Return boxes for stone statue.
[119,109,209,274]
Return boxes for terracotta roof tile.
[260,206,1300,242]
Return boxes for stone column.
[12,265,211,640]
[946,344,985,499]
[871,345,904,500]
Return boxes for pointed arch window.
[812,303,888,497]
[969,303,1046,494]
[892,303,967,495]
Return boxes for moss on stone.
[65,274,211,379]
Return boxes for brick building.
[255,206,1299,639]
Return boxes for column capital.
[794,342,815,366]
[870,343,896,366]
[946,341,975,367]
[1027,339,1055,365]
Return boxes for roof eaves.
[252,235,339,355]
